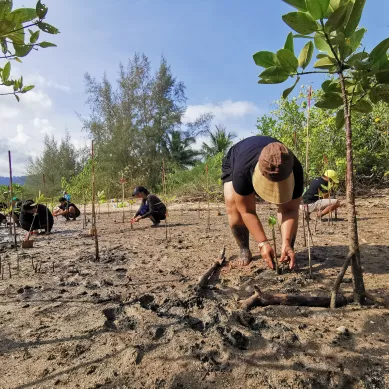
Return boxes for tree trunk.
[338,72,365,304]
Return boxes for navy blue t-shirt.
[221,136,304,198]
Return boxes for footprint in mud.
[137,294,159,311]
[102,307,137,331]
[217,326,249,350]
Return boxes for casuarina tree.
[253,0,389,306]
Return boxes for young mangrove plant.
[253,0,389,306]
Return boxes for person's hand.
[259,242,275,269]
[280,244,296,270]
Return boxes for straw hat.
[252,142,295,204]
[324,169,339,183]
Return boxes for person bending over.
[53,197,81,220]
[130,186,166,227]
[302,169,341,218]
[222,136,304,270]
[20,200,54,235]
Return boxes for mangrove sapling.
[120,174,126,223]
[206,164,210,232]
[268,216,280,274]
[91,140,99,261]
[8,151,17,250]
[252,0,389,305]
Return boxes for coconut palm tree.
[164,130,200,169]
[201,125,236,159]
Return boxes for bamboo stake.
[162,159,168,241]
[43,174,50,234]
[8,262,11,278]
[91,140,100,260]
[305,87,313,277]
[206,164,210,232]
[8,151,17,249]
[121,173,125,223]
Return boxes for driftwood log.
[239,286,354,311]
[197,247,226,289]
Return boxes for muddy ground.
[0,192,388,389]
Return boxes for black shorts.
[221,147,234,184]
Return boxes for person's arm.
[139,195,156,219]
[277,196,301,269]
[234,192,275,268]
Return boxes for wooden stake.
[52,261,55,272]
[8,151,17,249]
[271,226,280,275]
[162,159,168,241]
[91,140,100,260]
[305,88,313,276]
[8,262,11,278]
[206,164,210,232]
[121,173,125,223]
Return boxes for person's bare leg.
[318,200,340,217]
[224,182,252,266]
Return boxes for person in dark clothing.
[53,197,81,220]
[221,136,304,270]
[130,186,166,227]
[20,200,54,235]
[302,169,341,217]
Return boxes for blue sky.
[2,0,389,175]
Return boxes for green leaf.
[14,57,22,63]
[306,0,330,20]
[325,2,351,33]
[375,84,389,103]
[14,94,20,102]
[314,34,333,55]
[2,61,10,81]
[37,22,59,34]
[30,30,40,43]
[349,28,366,51]
[38,41,56,48]
[352,99,373,113]
[22,85,35,93]
[14,44,33,57]
[329,0,342,12]
[315,92,343,109]
[298,41,314,69]
[347,51,368,65]
[322,80,341,92]
[0,0,13,19]
[1,38,7,54]
[259,66,289,84]
[268,215,277,226]
[276,48,298,73]
[282,76,300,99]
[282,12,318,35]
[253,51,277,68]
[369,88,381,104]
[344,0,366,37]
[284,32,294,54]
[313,56,337,69]
[8,8,37,23]
[36,0,48,19]
[282,0,307,11]
[369,38,389,63]
[335,109,345,129]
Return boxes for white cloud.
[183,100,261,123]
[33,117,56,134]
[0,106,20,119]
[25,73,71,93]
[22,90,53,108]
[9,124,30,146]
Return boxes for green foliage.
[82,53,212,192]
[201,125,236,160]
[0,0,58,100]
[257,90,389,180]
[25,131,83,197]
[253,0,389,121]
[268,215,277,226]
[167,153,224,199]
[61,160,92,204]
